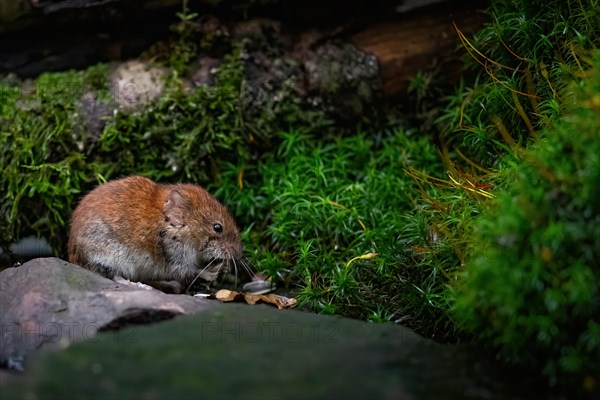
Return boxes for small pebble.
[243,280,275,295]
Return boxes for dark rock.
[0,257,217,370]
[303,41,382,121]
[183,17,383,126]
[0,259,546,399]
[2,304,545,399]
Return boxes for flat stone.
[110,60,168,111]
[0,257,217,371]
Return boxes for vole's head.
[162,184,243,282]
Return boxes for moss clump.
[451,57,600,393]
[100,46,319,182]
[209,128,460,336]
[384,0,600,390]
[0,65,110,255]
[431,0,600,392]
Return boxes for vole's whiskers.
[187,258,217,292]
[239,257,257,279]
[231,257,239,289]
[196,247,212,256]
[214,262,229,290]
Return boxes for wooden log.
[351,5,486,99]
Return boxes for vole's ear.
[164,190,186,227]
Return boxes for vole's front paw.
[148,280,183,294]
[113,276,155,291]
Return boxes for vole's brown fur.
[68,176,243,290]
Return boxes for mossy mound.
[451,57,600,393]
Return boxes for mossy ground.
[1,0,599,394]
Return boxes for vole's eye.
[213,223,223,233]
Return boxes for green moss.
[388,0,600,390]
[437,0,600,169]
[0,65,110,255]
[450,57,600,391]
[209,128,464,337]
[424,0,600,392]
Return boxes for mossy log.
[1,1,486,118]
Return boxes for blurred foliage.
[451,56,600,393]
[393,0,600,392]
[433,0,600,394]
